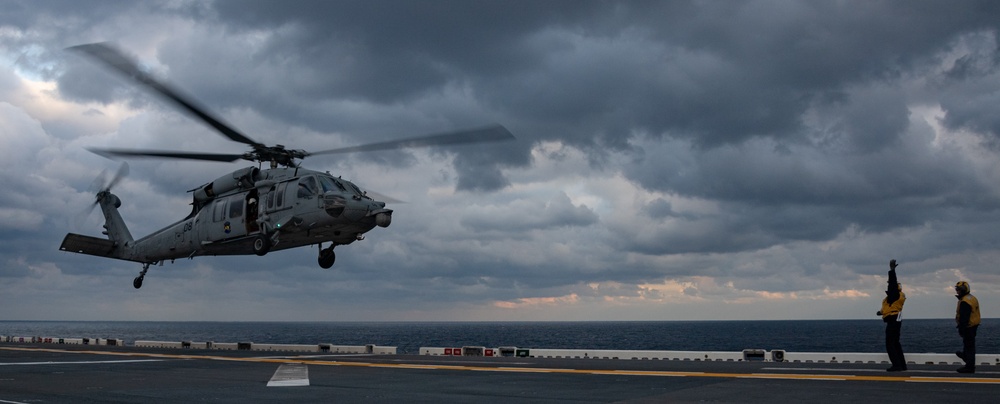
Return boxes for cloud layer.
[3,1,1000,321]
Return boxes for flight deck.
[2,340,999,403]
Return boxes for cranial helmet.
[955,281,971,295]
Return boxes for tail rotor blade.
[73,200,99,232]
[89,168,109,194]
[78,162,128,231]
[106,162,129,191]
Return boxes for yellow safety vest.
[955,294,981,327]
[881,292,905,319]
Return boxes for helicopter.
[58,43,514,289]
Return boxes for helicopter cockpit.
[297,176,318,198]
[295,175,366,198]
[322,175,366,199]
[294,174,371,218]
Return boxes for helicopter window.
[298,176,318,198]
[229,196,243,218]
[276,182,286,207]
[347,182,364,196]
[213,200,226,222]
[319,176,347,193]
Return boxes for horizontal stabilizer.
[59,233,118,258]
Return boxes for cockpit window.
[297,176,318,198]
[345,181,364,197]
[319,176,347,193]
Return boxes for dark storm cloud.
[470,1,1000,149]
[937,31,1000,146]
[9,0,1000,321]
[49,1,1000,192]
[209,0,592,98]
[459,192,598,233]
[56,60,135,105]
[619,110,994,255]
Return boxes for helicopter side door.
[225,193,247,238]
[204,194,248,242]
[245,188,260,234]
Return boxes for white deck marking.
[0,359,163,366]
[763,367,1000,375]
[267,363,309,387]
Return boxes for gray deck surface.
[2,343,998,403]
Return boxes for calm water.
[1,319,994,355]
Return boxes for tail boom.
[59,233,143,262]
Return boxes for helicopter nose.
[375,211,392,227]
[323,194,347,217]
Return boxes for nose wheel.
[318,244,336,269]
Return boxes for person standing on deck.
[954,281,980,374]
[876,259,906,372]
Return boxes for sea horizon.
[2,319,993,355]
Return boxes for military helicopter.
[58,43,514,289]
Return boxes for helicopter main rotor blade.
[68,43,263,148]
[88,147,246,163]
[363,189,406,204]
[306,124,515,156]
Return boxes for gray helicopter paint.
[61,167,392,264]
[57,42,509,288]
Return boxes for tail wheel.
[253,234,271,256]
[133,263,150,289]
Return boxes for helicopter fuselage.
[59,42,508,289]
[61,166,392,265]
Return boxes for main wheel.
[318,248,336,269]
[133,276,143,289]
[253,234,271,256]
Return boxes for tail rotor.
[76,162,129,230]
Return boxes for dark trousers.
[959,325,978,368]
[885,321,905,367]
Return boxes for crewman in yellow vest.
[954,281,980,373]
[876,259,906,371]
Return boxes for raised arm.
[886,259,900,304]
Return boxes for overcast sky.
[3,1,1000,322]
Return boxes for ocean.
[0,319,994,355]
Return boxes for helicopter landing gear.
[253,234,272,256]
[134,262,151,289]
[318,244,336,269]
